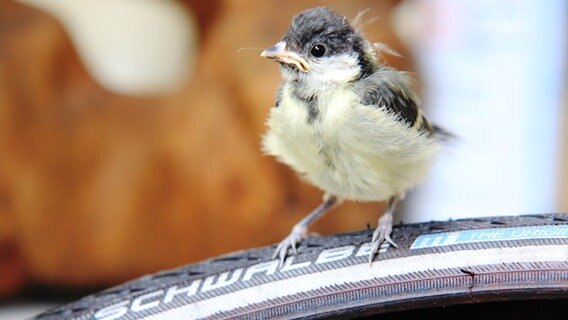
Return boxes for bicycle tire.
[35,213,568,319]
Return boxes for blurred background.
[0,0,566,318]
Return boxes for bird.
[260,7,442,266]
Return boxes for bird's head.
[261,7,376,85]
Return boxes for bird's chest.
[265,87,359,174]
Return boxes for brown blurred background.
[0,0,409,297]
[1,0,567,309]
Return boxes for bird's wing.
[354,66,433,134]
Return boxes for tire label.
[410,225,568,249]
[92,243,391,320]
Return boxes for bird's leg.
[369,196,399,265]
[273,194,339,267]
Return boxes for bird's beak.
[261,42,310,73]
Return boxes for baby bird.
[261,7,441,265]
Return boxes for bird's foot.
[273,224,308,268]
[368,211,398,265]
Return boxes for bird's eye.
[310,44,326,57]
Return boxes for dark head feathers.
[282,7,376,77]
[284,7,357,54]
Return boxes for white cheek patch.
[309,53,361,84]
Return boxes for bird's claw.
[273,225,307,268]
[368,223,397,265]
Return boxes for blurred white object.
[19,0,197,96]
[393,0,567,221]
[0,304,55,320]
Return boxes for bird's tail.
[432,125,457,142]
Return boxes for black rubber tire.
[35,214,568,319]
